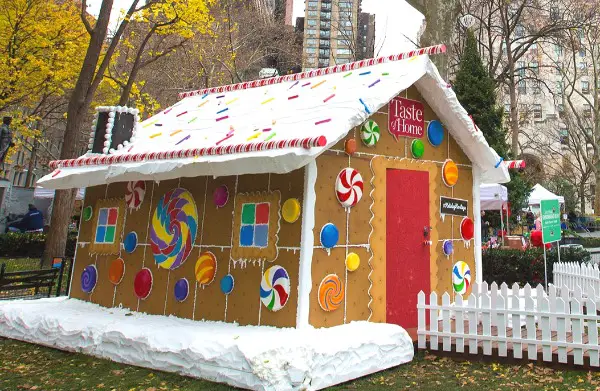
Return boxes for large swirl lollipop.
[260,265,290,312]
[150,188,198,270]
[452,261,471,295]
[335,168,363,208]
[318,274,344,312]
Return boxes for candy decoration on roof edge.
[213,185,229,208]
[125,181,146,210]
[81,265,98,294]
[195,252,217,286]
[320,223,339,251]
[260,265,290,312]
[411,139,425,159]
[442,159,459,187]
[360,120,380,147]
[505,160,526,170]
[318,274,344,312]
[460,217,475,241]
[345,252,360,272]
[335,168,363,208]
[220,274,235,295]
[83,206,93,222]
[150,188,198,270]
[134,268,153,300]
[282,198,301,223]
[452,261,471,295]
[174,278,190,302]
[108,258,125,285]
[427,120,444,147]
[123,231,138,254]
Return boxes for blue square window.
[240,225,254,247]
[95,226,107,243]
[98,208,108,225]
[254,225,269,248]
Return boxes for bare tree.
[456,0,593,156]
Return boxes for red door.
[386,169,430,328]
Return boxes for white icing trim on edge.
[472,165,483,285]
[296,160,317,329]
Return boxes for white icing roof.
[38,51,510,189]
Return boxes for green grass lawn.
[0,258,42,272]
[1,337,599,390]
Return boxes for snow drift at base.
[0,298,414,390]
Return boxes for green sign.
[541,199,561,244]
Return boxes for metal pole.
[506,206,510,236]
[544,244,548,290]
[500,206,505,246]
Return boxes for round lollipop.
[195,251,217,286]
[81,264,98,294]
[220,274,234,295]
[442,159,459,187]
[320,223,339,250]
[335,168,363,208]
[452,261,471,295]
[260,265,290,312]
[125,181,146,210]
[361,120,380,147]
[442,240,454,257]
[411,139,425,159]
[461,217,475,241]
[82,206,93,222]
[150,188,198,270]
[318,274,344,311]
[108,258,125,285]
[282,198,301,223]
[174,278,189,302]
[213,185,229,208]
[134,268,153,300]
[345,253,360,272]
[427,120,444,147]
[123,231,138,254]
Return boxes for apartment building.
[302,0,374,69]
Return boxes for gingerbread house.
[38,45,510,331]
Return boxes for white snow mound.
[0,298,414,390]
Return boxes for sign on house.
[541,199,561,244]
[388,97,425,138]
[440,197,468,217]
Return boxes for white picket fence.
[553,261,600,300]
[417,281,600,366]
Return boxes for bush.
[0,233,77,258]
[482,247,591,287]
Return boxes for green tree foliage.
[454,30,531,219]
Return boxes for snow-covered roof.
[38,45,510,189]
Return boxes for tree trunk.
[594,171,600,215]
[405,0,460,79]
[25,138,37,188]
[580,182,586,215]
[42,0,115,266]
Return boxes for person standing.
[0,117,14,165]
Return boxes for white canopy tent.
[480,183,508,211]
[480,183,510,240]
[528,184,564,205]
[33,187,85,200]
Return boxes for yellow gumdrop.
[282,198,301,223]
[345,252,360,272]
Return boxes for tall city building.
[302,0,374,69]
[255,0,295,25]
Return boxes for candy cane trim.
[48,136,327,169]
[177,45,446,100]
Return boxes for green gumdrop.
[411,139,425,158]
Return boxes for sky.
[87,0,422,55]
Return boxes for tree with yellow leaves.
[0,0,88,167]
